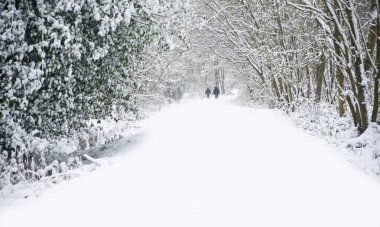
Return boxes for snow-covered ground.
[1,98,380,227]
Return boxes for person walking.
[205,87,211,98]
[212,86,220,99]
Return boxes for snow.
[1,98,380,227]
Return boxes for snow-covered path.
[1,99,380,227]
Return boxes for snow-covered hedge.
[0,0,191,190]
[0,112,136,189]
[292,103,380,176]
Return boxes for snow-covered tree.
[196,0,379,134]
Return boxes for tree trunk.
[215,68,220,88]
[354,58,369,134]
[345,2,369,134]
[315,54,326,103]
[336,67,345,117]
[328,4,346,117]
[306,66,311,99]
[346,96,358,127]
[288,83,295,112]
[271,78,281,101]
[372,76,379,123]
[371,16,380,123]
[220,68,225,94]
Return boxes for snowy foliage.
[292,103,380,176]
[0,0,192,189]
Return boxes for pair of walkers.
[205,86,220,99]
